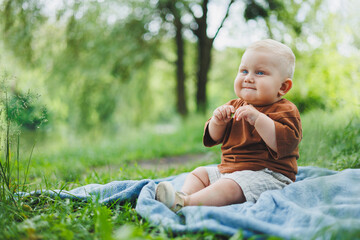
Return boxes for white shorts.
[205,166,292,202]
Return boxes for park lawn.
[0,108,359,240]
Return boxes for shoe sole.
[155,182,175,208]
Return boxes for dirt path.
[88,152,217,177]
[137,152,216,170]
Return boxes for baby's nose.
[244,74,254,83]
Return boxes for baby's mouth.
[242,86,256,90]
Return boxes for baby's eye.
[256,71,265,75]
[241,70,248,74]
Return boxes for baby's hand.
[234,105,260,125]
[212,105,235,126]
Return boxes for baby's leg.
[185,178,245,206]
[181,167,210,195]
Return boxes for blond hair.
[246,39,295,79]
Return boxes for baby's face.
[234,49,288,106]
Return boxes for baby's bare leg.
[184,178,245,206]
[181,167,210,195]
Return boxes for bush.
[8,90,48,131]
[0,74,46,211]
[288,91,326,113]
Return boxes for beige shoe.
[155,182,186,212]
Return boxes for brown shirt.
[203,98,302,181]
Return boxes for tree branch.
[212,0,235,41]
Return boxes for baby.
[156,39,302,212]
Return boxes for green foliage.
[0,76,41,213]
[1,0,359,132]
[0,194,231,239]
[299,108,360,170]
[1,0,163,131]
[48,1,161,130]
[24,113,209,187]
[8,90,48,130]
[94,205,114,240]
[288,91,326,113]
[314,221,360,240]
[0,0,45,64]
[328,118,360,170]
[288,46,360,113]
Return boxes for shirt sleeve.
[270,116,302,159]
[203,118,222,147]
[203,99,243,147]
[264,100,302,160]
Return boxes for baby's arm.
[234,105,278,152]
[208,105,235,142]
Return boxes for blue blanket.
[36,166,360,239]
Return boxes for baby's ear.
[278,78,292,96]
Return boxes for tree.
[53,0,161,129]
[156,0,327,113]
[186,0,235,113]
[1,0,45,64]
[1,0,162,130]
[157,0,188,116]
[155,0,235,114]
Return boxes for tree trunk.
[195,0,212,113]
[193,0,234,113]
[174,17,188,116]
[196,36,212,113]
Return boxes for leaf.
[94,205,114,240]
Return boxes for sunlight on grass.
[299,107,360,169]
[15,107,360,192]
[1,107,359,240]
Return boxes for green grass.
[0,109,359,240]
[299,108,360,170]
[23,114,215,188]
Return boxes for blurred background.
[0,0,359,167]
